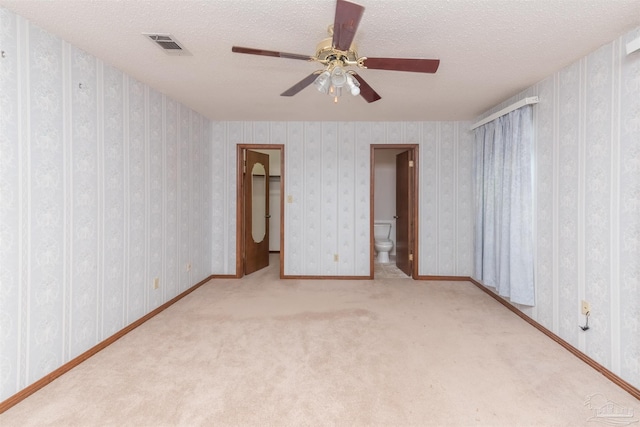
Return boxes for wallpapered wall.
[477,27,640,389]
[210,121,474,277]
[0,10,212,401]
[5,1,634,406]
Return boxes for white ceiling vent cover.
[143,33,192,56]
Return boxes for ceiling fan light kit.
[231,0,440,104]
[314,65,361,102]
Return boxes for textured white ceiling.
[1,0,639,121]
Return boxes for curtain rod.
[627,35,640,55]
[470,96,539,130]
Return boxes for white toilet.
[374,222,394,263]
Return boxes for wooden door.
[395,150,413,276]
[244,150,270,275]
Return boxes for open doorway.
[236,144,284,278]
[371,145,419,279]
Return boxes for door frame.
[370,144,419,279]
[236,144,285,278]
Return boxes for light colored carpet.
[1,256,638,426]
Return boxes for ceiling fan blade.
[352,73,381,103]
[232,46,313,61]
[281,73,319,97]
[363,57,440,73]
[332,0,365,51]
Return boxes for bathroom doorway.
[236,144,284,278]
[371,145,418,279]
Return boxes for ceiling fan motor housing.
[315,36,358,67]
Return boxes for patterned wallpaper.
[477,27,640,389]
[8,1,636,406]
[0,9,212,401]
[210,121,474,277]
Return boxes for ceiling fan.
[231,0,440,103]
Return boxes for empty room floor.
[1,258,638,426]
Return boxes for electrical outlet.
[287,195,293,203]
[186,263,191,272]
[334,254,339,262]
[153,277,159,290]
[581,300,590,315]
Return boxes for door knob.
[393,215,399,219]
[265,214,271,218]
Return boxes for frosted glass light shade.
[346,74,360,96]
[314,71,331,94]
[330,66,347,87]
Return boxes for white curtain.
[473,105,534,306]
